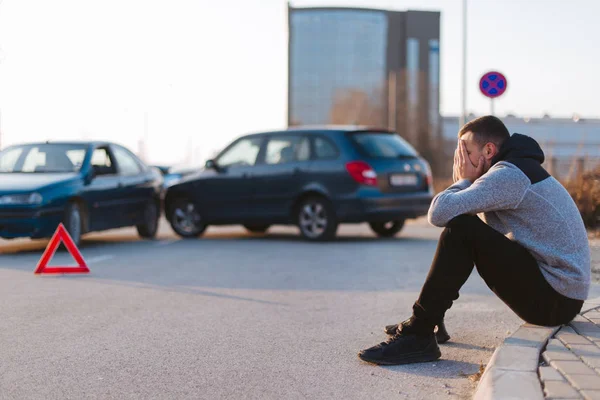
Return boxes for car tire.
[369,220,405,238]
[168,198,207,238]
[244,224,270,234]
[63,202,83,247]
[137,200,160,239]
[296,196,338,241]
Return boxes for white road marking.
[85,255,115,264]
[154,240,176,246]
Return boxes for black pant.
[413,215,583,327]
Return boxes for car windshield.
[350,132,419,159]
[0,144,88,173]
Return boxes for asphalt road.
[1,219,598,400]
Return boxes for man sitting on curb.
[358,115,591,366]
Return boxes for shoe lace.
[380,332,404,346]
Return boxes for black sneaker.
[384,320,451,344]
[358,331,441,366]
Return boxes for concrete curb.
[473,297,600,400]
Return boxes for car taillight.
[346,161,378,186]
[424,162,433,187]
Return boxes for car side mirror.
[205,159,220,171]
[84,166,97,184]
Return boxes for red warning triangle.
[34,223,90,274]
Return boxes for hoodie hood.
[491,133,549,184]
[492,133,545,166]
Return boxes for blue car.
[164,127,434,241]
[0,141,163,245]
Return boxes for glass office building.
[288,6,441,156]
[289,9,387,126]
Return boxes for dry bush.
[563,168,600,230]
[432,177,453,194]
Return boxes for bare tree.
[326,73,448,178]
[329,87,385,126]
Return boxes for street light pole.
[143,111,148,163]
[459,0,467,128]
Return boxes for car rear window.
[314,137,339,159]
[349,132,418,159]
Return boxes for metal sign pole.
[491,98,495,116]
[460,0,467,128]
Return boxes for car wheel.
[168,198,206,238]
[137,200,160,239]
[244,224,270,234]
[296,196,338,241]
[369,220,405,238]
[63,202,83,246]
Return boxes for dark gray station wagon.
[164,127,434,241]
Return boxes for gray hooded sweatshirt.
[428,133,590,301]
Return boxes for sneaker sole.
[358,347,442,366]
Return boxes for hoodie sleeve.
[427,163,531,227]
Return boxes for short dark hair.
[458,115,510,148]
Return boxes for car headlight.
[0,192,43,205]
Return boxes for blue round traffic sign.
[479,71,507,98]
